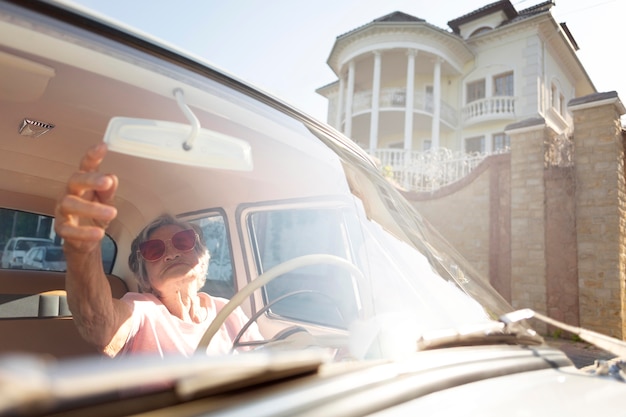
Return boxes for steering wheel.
[230,289,345,352]
[195,254,364,353]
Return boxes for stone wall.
[544,166,579,327]
[570,92,626,338]
[402,91,626,338]
[403,158,493,282]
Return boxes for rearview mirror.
[103,117,253,171]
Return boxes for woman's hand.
[54,143,119,254]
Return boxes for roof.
[373,11,425,23]
[503,1,555,27]
[335,11,428,41]
[447,0,517,34]
[569,91,620,107]
[447,0,555,34]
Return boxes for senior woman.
[55,143,260,357]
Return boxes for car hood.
[373,364,626,416]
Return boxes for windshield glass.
[0,1,524,366]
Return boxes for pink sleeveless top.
[119,292,261,357]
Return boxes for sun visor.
[0,50,55,102]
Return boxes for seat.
[0,269,128,358]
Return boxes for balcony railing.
[462,96,515,124]
[351,88,458,127]
[372,147,508,192]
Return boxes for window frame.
[239,198,362,330]
[0,208,116,273]
[182,208,238,299]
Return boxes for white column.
[369,51,382,154]
[486,72,494,117]
[404,50,417,151]
[430,57,442,150]
[345,60,355,139]
[336,74,345,132]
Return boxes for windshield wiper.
[501,308,626,359]
[417,308,626,357]
[416,321,543,351]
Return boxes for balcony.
[351,88,458,128]
[462,96,515,125]
[372,147,508,192]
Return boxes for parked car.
[22,245,66,271]
[0,1,625,416]
[0,237,53,269]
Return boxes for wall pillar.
[570,91,626,338]
[506,118,549,333]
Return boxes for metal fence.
[372,148,508,192]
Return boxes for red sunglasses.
[138,229,198,262]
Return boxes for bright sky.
[67,0,624,122]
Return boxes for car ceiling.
[0,5,356,282]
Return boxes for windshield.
[0,1,524,363]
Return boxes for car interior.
[0,4,366,358]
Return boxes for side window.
[248,208,360,329]
[0,208,116,273]
[189,213,236,299]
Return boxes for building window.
[425,86,433,112]
[470,26,492,37]
[466,79,485,103]
[465,136,485,154]
[494,72,513,96]
[391,90,406,106]
[423,140,432,151]
[549,81,568,118]
[493,133,510,151]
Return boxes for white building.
[317,0,595,174]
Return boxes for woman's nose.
[162,240,181,260]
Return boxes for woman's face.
[143,225,203,295]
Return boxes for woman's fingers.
[79,143,108,173]
[57,194,117,222]
[65,171,114,197]
[55,220,104,243]
[95,173,119,206]
[54,144,119,245]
